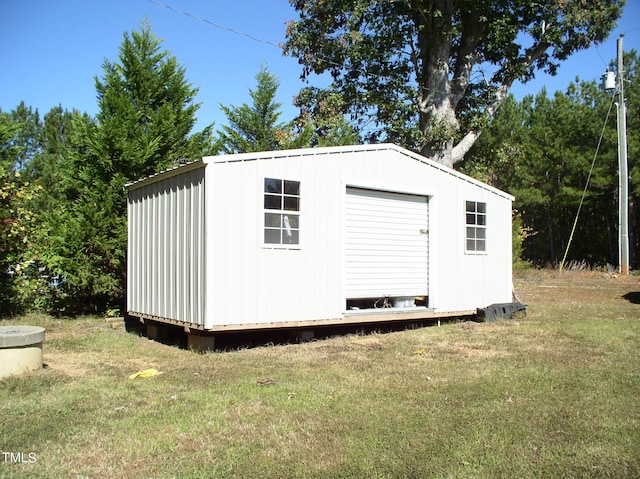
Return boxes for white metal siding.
[126,144,513,328]
[345,187,429,299]
[127,167,206,326]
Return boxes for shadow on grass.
[622,291,640,304]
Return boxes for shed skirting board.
[128,309,477,333]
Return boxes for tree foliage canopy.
[27,22,215,314]
[0,112,43,314]
[284,0,624,167]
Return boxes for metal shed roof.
[126,143,514,201]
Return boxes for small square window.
[284,180,299,195]
[265,213,281,228]
[264,228,281,244]
[264,178,300,246]
[284,196,300,211]
[465,201,487,253]
[264,178,282,194]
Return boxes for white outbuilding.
[126,144,515,348]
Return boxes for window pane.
[283,229,299,245]
[477,202,486,213]
[285,214,299,229]
[284,196,300,211]
[477,214,486,226]
[466,201,476,213]
[265,213,281,228]
[264,194,281,209]
[466,213,476,225]
[467,226,476,239]
[467,239,476,251]
[476,228,486,239]
[284,180,300,196]
[476,239,486,251]
[264,178,281,194]
[264,229,281,244]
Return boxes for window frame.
[465,200,487,254]
[262,177,301,249]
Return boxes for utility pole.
[617,35,629,275]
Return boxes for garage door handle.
[420,229,429,235]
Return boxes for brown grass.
[1,269,639,478]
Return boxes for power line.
[147,0,626,109]
[145,0,458,99]
[558,92,617,273]
[146,0,282,49]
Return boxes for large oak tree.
[284,0,624,167]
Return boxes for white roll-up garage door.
[345,187,429,299]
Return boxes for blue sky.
[1,0,639,133]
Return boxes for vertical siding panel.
[189,171,198,324]
[127,165,206,326]
[170,175,177,320]
[141,193,146,312]
[159,186,166,318]
[178,179,187,323]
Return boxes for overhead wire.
[147,0,638,101]
[146,0,282,49]
[145,0,454,97]
[558,92,617,273]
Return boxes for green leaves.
[217,65,358,153]
[24,21,214,315]
[218,65,291,153]
[284,0,624,165]
[465,71,630,267]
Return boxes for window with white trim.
[465,201,486,253]
[264,178,300,245]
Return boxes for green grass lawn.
[1,270,639,478]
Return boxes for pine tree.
[218,65,293,153]
[38,21,214,313]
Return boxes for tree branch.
[450,13,484,108]
[451,35,552,166]
[451,83,509,165]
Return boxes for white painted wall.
[202,144,512,328]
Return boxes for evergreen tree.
[218,65,299,153]
[7,102,42,171]
[218,65,358,153]
[36,22,215,313]
[466,80,622,267]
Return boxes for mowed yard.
[1,270,639,478]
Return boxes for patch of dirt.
[43,349,158,380]
[514,270,640,306]
[43,352,94,377]
[351,336,382,347]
